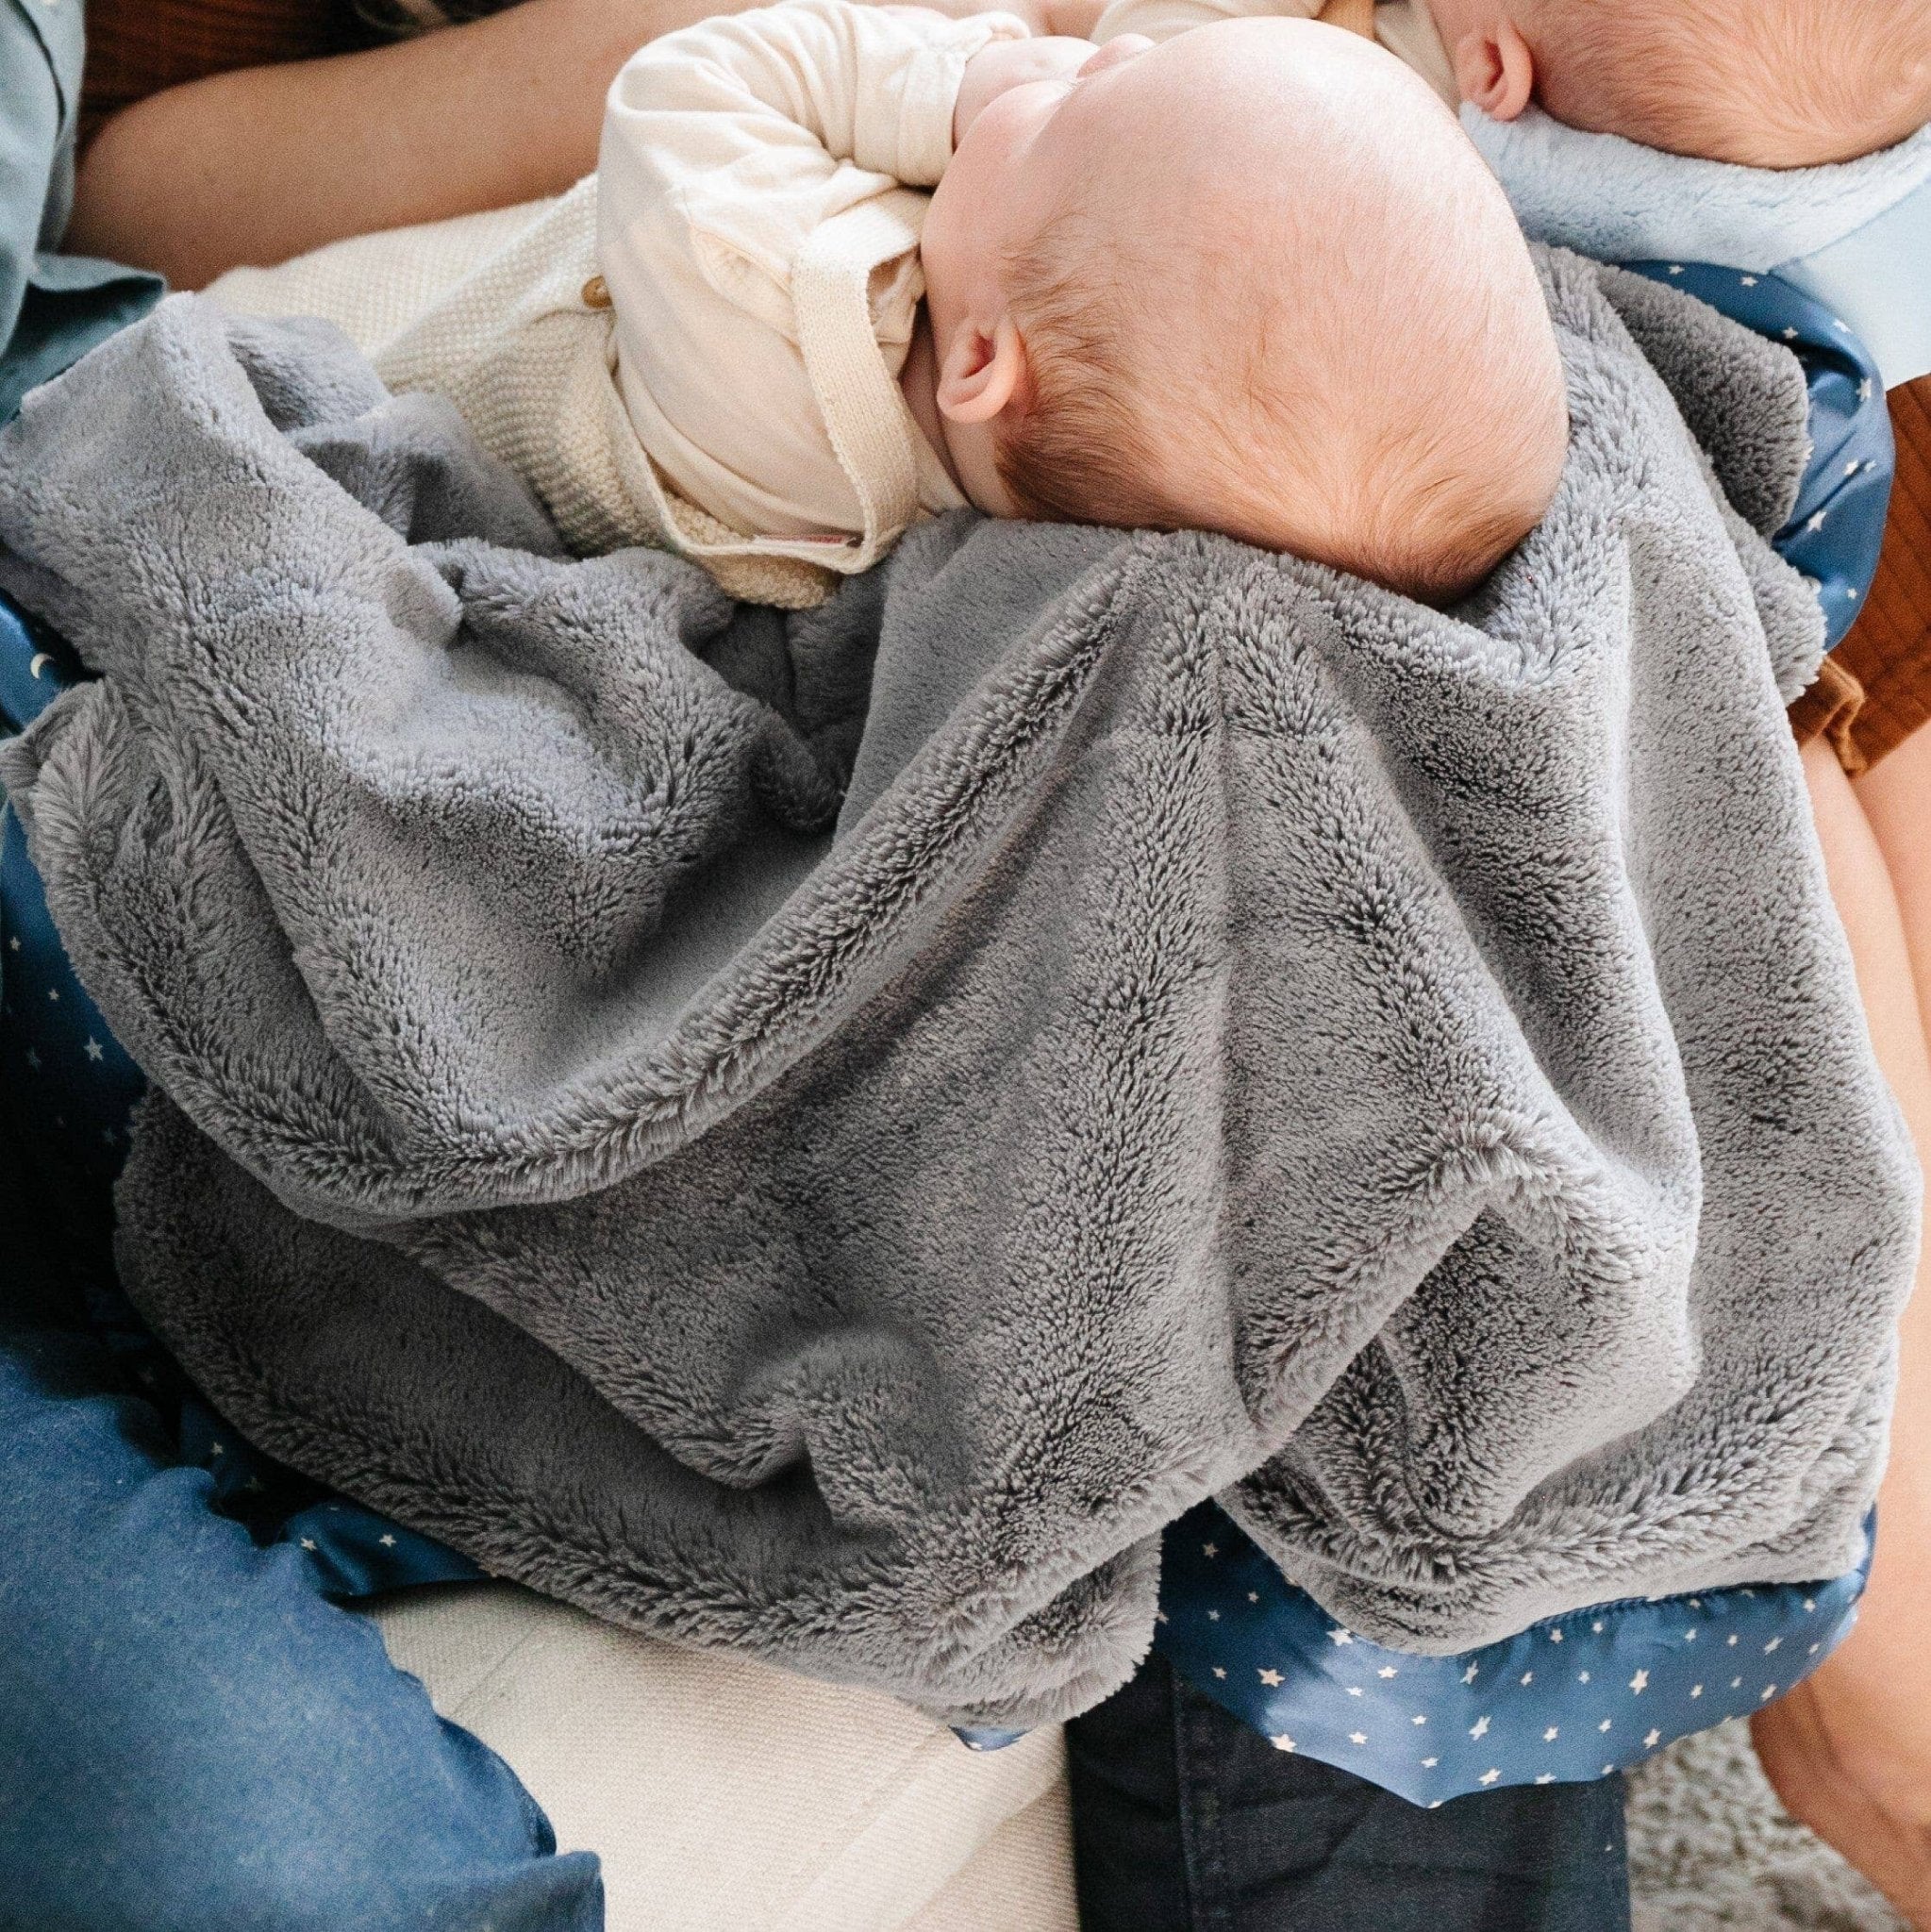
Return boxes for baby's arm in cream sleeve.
[1090,0,1319,45]
[1090,0,1457,104]
[597,0,1026,542]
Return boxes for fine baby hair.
[1448,0,1931,168]
[944,19,1569,602]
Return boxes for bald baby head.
[983,22,1569,601]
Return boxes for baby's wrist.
[1039,0,1107,36]
[952,31,1093,146]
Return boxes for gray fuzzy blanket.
[0,255,1917,1729]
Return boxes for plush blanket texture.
[0,256,1917,1728]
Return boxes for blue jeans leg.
[0,1320,605,1932]
[1065,1651,1630,1932]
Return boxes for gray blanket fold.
[0,253,1917,1727]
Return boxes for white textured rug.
[1628,1722,1907,1931]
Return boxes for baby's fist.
[953,34,1097,145]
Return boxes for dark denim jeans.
[1066,1652,1631,1932]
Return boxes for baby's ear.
[1452,14,1535,121]
[936,315,1027,426]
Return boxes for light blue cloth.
[1466,106,1931,391]
[1787,191,1931,394]
[0,0,163,421]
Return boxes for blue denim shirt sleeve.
[0,0,163,423]
[1621,261,1894,653]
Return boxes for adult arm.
[0,0,160,418]
[65,0,743,289]
[1751,738,1931,1930]
[63,0,1081,291]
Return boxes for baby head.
[1430,0,1931,168]
[919,18,1568,604]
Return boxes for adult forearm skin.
[66,0,742,288]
